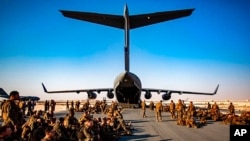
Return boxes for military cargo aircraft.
[0,88,40,101]
[42,4,219,105]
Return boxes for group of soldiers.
[141,99,250,128]
[66,100,107,114]
[0,91,132,141]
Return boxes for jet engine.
[107,90,114,99]
[162,92,171,100]
[87,91,97,99]
[144,91,152,99]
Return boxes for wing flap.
[130,9,194,29]
[42,83,113,94]
[142,84,219,95]
[60,10,124,29]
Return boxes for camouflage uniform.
[187,101,196,118]
[149,101,154,110]
[155,101,163,122]
[141,100,146,118]
[2,100,21,127]
[228,102,235,115]
[169,100,176,119]
[114,109,131,135]
[176,99,184,119]
[211,102,220,121]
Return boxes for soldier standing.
[155,100,163,122]
[27,99,32,116]
[141,100,147,118]
[149,101,154,110]
[207,102,211,110]
[66,100,69,110]
[2,91,22,127]
[71,100,74,109]
[176,99,184,119]
[211,102,220,121]
[169,100,176,119]
[187,101,196,118]
[228,102,235,115]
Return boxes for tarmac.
[53,107,230,141]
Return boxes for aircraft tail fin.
[0,88,9,98]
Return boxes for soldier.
[141,100,147,118]
[187,101,196,118]
[81,120,99,141]
[176,99,184,119]
[71,100,74,109]
[155,100,163,122]
[79,111,92,126]
[0,125,13,141]
[211,102,220,121]
[228,102,235,115]
[18,100,26,117]
[27,99,32,116]
[0,100,6,118]
[182,100,186,113]
[41,126,57,141]
[185,116,198,128]
[207,102,211,110]
[2,91,22,127]
[114,109,131,135]
[169,100,176,119]
[106,107,114,118]
[53,117,70,140]
[66,100,69,110]
[149,101,154,110]
[50,100,56,117]
[63,108,79,129]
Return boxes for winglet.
[213,84,219,94]
[42,83,48,93]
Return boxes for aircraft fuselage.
[114,71,141,104]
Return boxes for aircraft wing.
[60,10,124,29]
[42,83,113,94]
[142,84,219,95]
[130,9,194,29]
[20,96,40,101]
[60,8,194,29]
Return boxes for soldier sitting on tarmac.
[79,111,92,126]
[113,109,132,135]
[63,108,79,140]
[53,117,70,140]
[185,116,198,128]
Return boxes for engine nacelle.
[144,91,152,99]
[87,91,97,99]
[162,93,171,100]
[107,91,114,99]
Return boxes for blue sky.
[0,0,249,101]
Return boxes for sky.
[0,0,250,101]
